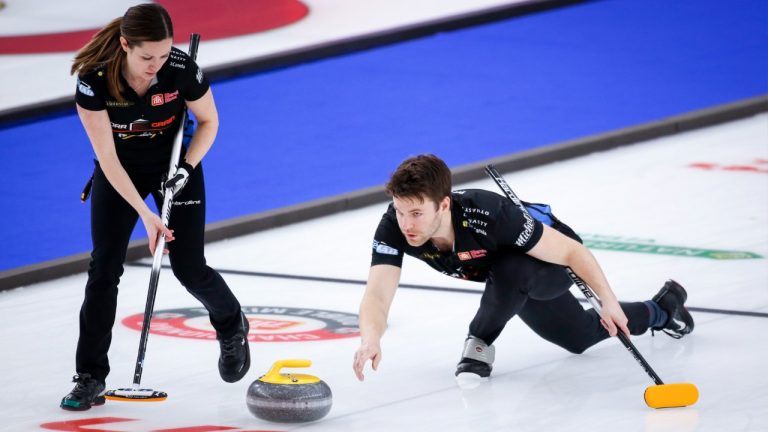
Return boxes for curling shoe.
[455,336,495,378]
[60,373,105,411]
[651,279,694,339]
[219,312,251,383]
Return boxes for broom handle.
[132,33,200,387]
[564,267,664,385]
[484,164,664,385]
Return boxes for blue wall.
[1,0,766,271]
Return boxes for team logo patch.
[151,94,164,106]
[122,306,360,342]
[77,79,94,96]
[373,240,399,255]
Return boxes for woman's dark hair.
[385,154,452,206]
[71,3,173,101]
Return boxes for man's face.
[393,195,448,246]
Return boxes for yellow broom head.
[644,383,699,409]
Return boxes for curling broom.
[484,164,698,409]
[105,33,201,402]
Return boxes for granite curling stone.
[247,359,332,423]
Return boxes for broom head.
[644,383,698,408]
[105,387,168,402]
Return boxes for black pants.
[76,163,242,382]
[468,253,650,354]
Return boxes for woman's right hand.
[141,211,174,254]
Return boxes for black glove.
[163,160,194,197]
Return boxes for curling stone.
[247,359,332,423]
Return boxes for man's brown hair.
[385,154,452,205]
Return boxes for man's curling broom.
[484,164,699,409]
[105,33,200,402]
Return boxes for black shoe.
[218,312,251,383]
[455,358,492,378]
[455,336,494,378]
[60,373,105,411]
[651,279,694,339]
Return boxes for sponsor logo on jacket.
[457,249,487,261]
[150,91,180,106]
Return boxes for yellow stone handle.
[261,359,320,385]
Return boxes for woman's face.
[121,37,173,81]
